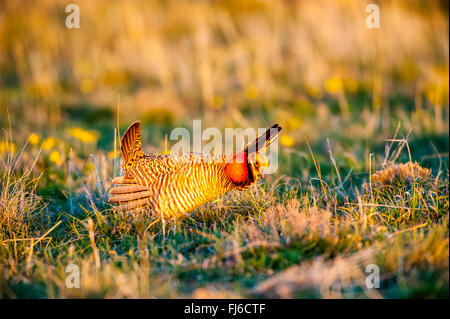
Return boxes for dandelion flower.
[49,150,63,165]
[280,135,294,147]
[84,161,95,171]
[70,127,99,144]
[0,141,17,155]
[42,137,56,151]
[108,150,121,159]
[245,85,259,99]
[80,78,94,93]
[286,117,303,130]
[325,76,343,94]
[29,133,41,146]
[425,84,445,106]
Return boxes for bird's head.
[225,124,281,186]
[224,152,269,185]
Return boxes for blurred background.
[0,0,448,182]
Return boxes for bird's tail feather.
[121,121,144,168]
[108,176,151,210]
[109,122,150,211]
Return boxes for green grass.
[0,135,448,298]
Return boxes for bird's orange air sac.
[225,152,248,183]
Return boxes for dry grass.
[367,162,433,190]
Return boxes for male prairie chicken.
[108,121,281,219]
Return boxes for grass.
[0,139,448,298]
[0,0,449,298]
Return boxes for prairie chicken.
[108,121,281,219]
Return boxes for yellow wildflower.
[325,76,343,94]
[245,85,259,99]
[84,161,95,171]
[286,117,303,131]
[80,78,94,93]
[108,150,121,159]
[425,66,449,106]
[0,141,17,155]
[42,137,56,151]
[425,83,446,106]
[280,134,294,147]
[49,150,63,165]
[69,127,99,144]
[101,70,128,86]
[29,133,41,146]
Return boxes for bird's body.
[109,122,281,218]
[116,153,238,218]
